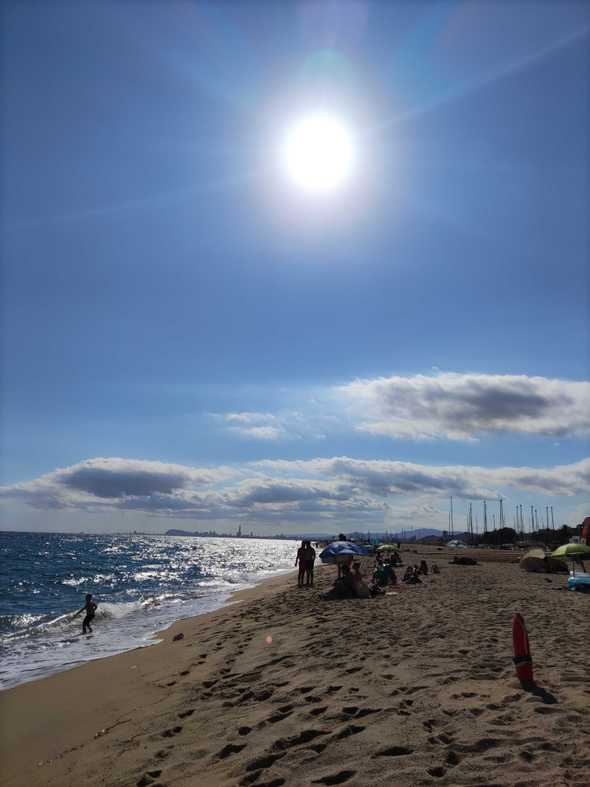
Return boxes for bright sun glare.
[281,113,355,194]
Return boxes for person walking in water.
[74,593,97,634]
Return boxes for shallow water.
[0,532,297,689]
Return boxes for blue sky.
[1,1,589,534]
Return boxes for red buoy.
[512,613,534,685]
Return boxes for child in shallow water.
[74,593,98,634]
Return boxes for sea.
[0,531,298,690]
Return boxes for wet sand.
[1,549,589,787]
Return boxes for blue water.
[0,532,298,689]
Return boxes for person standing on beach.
[74,593,98,634]
[295,541,307,587]
[303,541,316,587]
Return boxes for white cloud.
[217,410,325,441]
[254,456,590,499]
[1,455,588,528]
[338,372,590,441]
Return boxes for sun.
[281,112,355,194]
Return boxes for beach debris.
[172,632,184,641]
[512,613,534,685]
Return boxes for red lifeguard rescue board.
[512,612,533,684]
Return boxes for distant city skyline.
[1,2,589,533]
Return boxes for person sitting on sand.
[303,541,316,587]
[295,541,307,587]
[352,562,371,598]
[334,564,357,598]
[74,593,97,634]
[432,563,440,574]
[419,560,428,576]
[383,560,397,585]
[373,563,389,587]
[402,566,414,583]
[336,554,354,579]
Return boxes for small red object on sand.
[512,613,533,685]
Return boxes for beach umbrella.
[377,544,398,552]
[319,541,367,564]
[551,543,590,559]
[551,543,590,578]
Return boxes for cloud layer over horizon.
[2,455,588,529]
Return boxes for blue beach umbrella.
[319,541,368,564]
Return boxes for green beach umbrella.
[377,544,398,552]
[551,543,590,559]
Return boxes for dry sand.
[1,549,589,787]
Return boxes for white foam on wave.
[1,536,298,690]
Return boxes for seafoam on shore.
[0,532,298,689]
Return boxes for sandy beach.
[1,549,589,787]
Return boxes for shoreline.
[0,568,296,696]
[1,552,589,786]
[0,567,303,787]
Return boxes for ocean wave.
[1,533,298,688]
[0,594,186,644]
[61,573,116,587]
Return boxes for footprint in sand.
[136,770,162,787]
[309,706,328,717]
[373,746,413,758]
[244,751,286,772]
[312,771,357,785]
[177,709,195,719]
[216,743,247,760]
[267,711,293,724]
[445,750,460,766]
[271,729,326,751]
[333,724,365,740]
[161,726,182,738]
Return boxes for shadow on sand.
[520,681,558,704]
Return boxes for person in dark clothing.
[334,564,357,598]
[303,541,316,586]
[295,541,307,587]
[75,593,97,634]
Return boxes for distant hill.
[164,527,457,541]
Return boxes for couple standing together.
[295,540,316,587]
